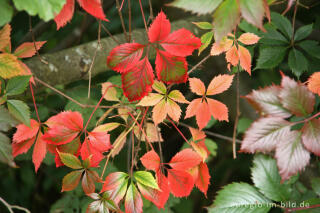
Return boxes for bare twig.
[188,54,211,74]
[101,24,121,44]
[139,0,149,33]
[29,16,48,64]
[232,71,240,159]
[116,0,129,42]
[148,0,154,24]
[0,197,31,213]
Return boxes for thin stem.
[138,0,149,33]
[29,82,41,123]
[29,16,48,64]
[128,0,132,42]
[291,111,320,126]
[167,118,190,144]
[101,24,121,44]
[232,70,240,159]
[148,0,154,24]
[188,54,211,75]
[116,0,129,42]
[100,155,110,179]
[0,197,31,213]
[130,130,135,176]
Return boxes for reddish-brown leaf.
[14,41,46,58]
[207,98,229,122]
[54,0,75,30]
[12,138,35,157]
[13,119,39,143]
[82,170,99,195]
[210,37,233,56]
[62,170,83,192]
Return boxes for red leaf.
[167,169,194,197]
[154,171,170,209]
[155,50,188,84]
[32,133,47,172]
[121,57,154,102]
[88,131,112,152]
[240,117,291,153]
[275,130,310,181]
[148,11,171,43]
[77,0,109,21]
[207,98,229,122]
[54,0,75,30]
[13,119,39,143]
[80,139,104,167]
[140,150,161,171]
[14,41,46,58]
[161,28,201,57]
[185,98,211,129]
[125,183,143,213]
[169,148,202,170]
[62,170,83,192]
[195,162,210,196]
[307,72,320,96]
[107,43,145,73]
[302,119,320,156]
[43,111,83,145]
[12,138,34,157]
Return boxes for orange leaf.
[166,99,181,123]
[101,82,119,102]
[307,72,320,96]
[14,41,46,58]
[207,98,229,121]
[210,37,233,56]
[0,24,11,52]
[225,45,239,66]
[189,78,206,96]
[152,99,168,124]
[189,127,206,141]
[32,133,47,172]
[238,45,252,75]
[0,53,25,79]
[138,93,163,106]
[237,33,260,45]
[206,74,234,95]
[185,98,202,120]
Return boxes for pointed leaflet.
[195,162,210,196]
[62,170,83,192]
[101,172,129,204]
[185,98,211,129]
[0,24,11,51]
[213,0,240,42]
[302,119,320,156]
[77,0,108,21]
[137,93,163,107]
[152,99,167,124]
[240,0,265,30]
[166,98,182,122]
[169,148,202,170]
[43,111,83,145]
[148,11,170,43]
[7,99,30,126]
[245,86,291,118]
[32,132,46,172]
[80,138,105,168]
[210,37,233,56]
[160,29,201,57]
[168,90,189,104]
[13,119,39,143]
[307,72,320,96]
[189,78,206,96]
[0,133,16,168]
[207,98,229,122]
[279,74,315,116]
[207,183,272,213]
[125,183,143,213]
[82,170,100,194]
[140,150,161,171]
[134,122,164,143]
[238,33,260,45]
[167,169,194,197]
[225,45,239,66]
[275,130,310,181]
[152,80,167,94]
[101,82,119,102]
[134,171,159,189]
[155,50,188,84]
[251,154,291,202]
[206,74,234,95]
[107,43,144,73]
[14,41,46,58]
[54,0,74,30]
[58,151,82,169]
[238,45,252,75]
[240,117,291,153]
[0,53,25,79]
[121,56,154,102]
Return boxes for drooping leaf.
[210,37,233,56]
[134,122,163,143]
[61,170,83,192]
[168,0,223,15]
[82,170,100,195]
[0,24,11,51]
[238,33,260,45]
[140,150,161,171]
[152,99,167,124]
[238,45,252,75]
[240,117,291,153]
[0,132,16,167]
[93,123,120,132]
[101,172,128,192]
[107,43,145,73]
[155,50,188,84]
[225,45,239,66]
[32,132,47,172]
[208,182,272,213]
[207,98,229,122]
[148,11,170,43]
[245,85,291,118]
[213,0,240,42]
[240,0,265,30]
[14,41,46,58]
[13,119,39,143]
[167,169,194,197]
[169,148,202,170]
[195,162,210,196]
[294,24,313,41]
[134,171,159,189]
[5,75,31,96]
[77,0,108,21]
[185,99,210,129]
[80,138,106,168]
[279,74,315,116]
[101,82,119,102]
[251,154,291,201]
[199,31,214,55]
[288,48,308,77]
[189,78,206,96]
[256,46,287,69]
[0,53,25,79]
[125,183,143,213]
[275,130,310,181]
[307,72,320,96]
[301,119,320,156]
[206,74,234,95]
[54,0,75,30]
[161,29,201,57]
[58,151,82,169]
[7,99,30,126]
[121,57,154,102]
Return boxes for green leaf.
[298,40,320,59]
[271,12,293,39]
[193,22,213,30]
[288,48,308,77]
[208,182,272,213]
[294,24,313,41]
[0,106,18,132]
[61,170,83,192]
[7,99,30,126]
[251,154,291,202]
[12,0,66,21]
[311,178,320,196]
[240,0,265,29]
[199,31,214,55]
[213,0,240,42]
[256,46,287,69]
[205,139,218,157]
[134,171,159,189]
[260,25,289,45]
[57,151,83,169]
[6,75,31,96]
[168,0,223,15]
[237,117,253,134]
[0,0,13,27]
[0,132,17,167]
